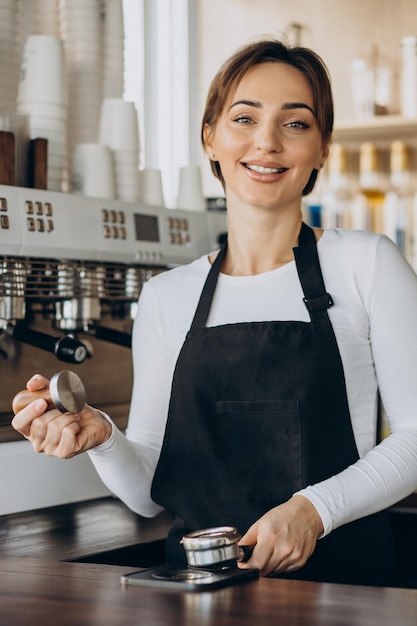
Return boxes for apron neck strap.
[190,239,227,331]
[190,223,333,331]
[293,223,334,321]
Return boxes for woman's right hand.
[11,374,112,459]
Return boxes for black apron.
[151,223,397,586]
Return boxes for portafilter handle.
[12,323,88,363]
[84,324,132,348]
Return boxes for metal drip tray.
[121,564,259,591]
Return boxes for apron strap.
[189,239,228,331]
[190,223,334,330]
[294,223,334,322]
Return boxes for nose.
[254,120,283,153]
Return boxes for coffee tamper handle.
[49,370,86,414]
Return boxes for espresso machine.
[0,184,227,442]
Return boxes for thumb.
[239,522,259,547]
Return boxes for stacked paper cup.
[99,98,141,202]
[71,143,115,199]
[101,0,125,98]
[0,0,19,110]
[59,0,103,173]
[16,34,67,192]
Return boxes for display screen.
[134,213,160,242]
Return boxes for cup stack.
[140,168,166,208]
[16,34,67,192]
[59,0,103,176]
[176,165,206,211]
[71,143,115,199]
[0,0,19,111]
[101,0,125,98]
[99,98,141,202]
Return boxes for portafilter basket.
[181,526,253,570]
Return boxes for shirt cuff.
[294,486,333,538]
[87,411,117,454]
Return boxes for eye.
[285,120,310,130]
[232,114,254,125]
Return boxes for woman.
[12,38,417,586]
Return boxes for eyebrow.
[229,99,315,116]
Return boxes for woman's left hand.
[238,495,324,576]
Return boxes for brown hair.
[201,38,334,195]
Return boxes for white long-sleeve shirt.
[88,228,417,535]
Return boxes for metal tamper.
[49,370,86,414]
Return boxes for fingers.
[237,499,321,576]
[12,374,52,414]
[11,398,49,438]
[11,388,81,457]
[26,373,50,391]
[29,411,81,455]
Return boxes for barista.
[12,38,417,586]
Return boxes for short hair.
[201,37,334,195]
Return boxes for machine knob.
[54,335,88,363]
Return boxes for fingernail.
[35,399,46,410]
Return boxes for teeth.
[246,164,283,174]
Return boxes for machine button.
[36,218,45,232]
[111,225,118,238]
[110,210,117,223]
[35,201,43,215]
[120,226,127,239]
[27,217,35,231]
[103,225,111,238]
[25,201,34,214]
[102,208,109,222]
[118,211,125,224]
[45,202,53,216]
[47,219,54,232]
[0,215,9,229]
[0,197,7,211]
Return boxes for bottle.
[400,36,417,119]
[355,142,386,233]
[321,143,353,228]
[383,141,413,258]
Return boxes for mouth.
[243,163,288,175]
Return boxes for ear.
[319,142,330,169]
[203,123,215,159]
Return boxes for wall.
[197,0,417,197]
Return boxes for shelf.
[333,115,417,146]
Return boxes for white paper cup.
[140,168,165,207]
[17,101,67,120]
[71,143,115,199]
[17,35,66,106]
[176,165,206,211]
[99,98,140,152]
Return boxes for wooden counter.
[1,497,417,626]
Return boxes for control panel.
[0,185,227,264]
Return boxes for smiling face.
[204,62,329,213]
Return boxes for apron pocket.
[216,399,302,502]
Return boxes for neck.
[220,209,304,276]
